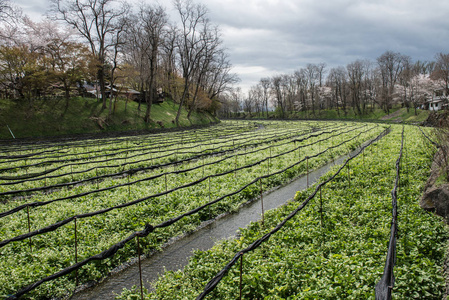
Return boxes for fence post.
[294,141,297,158]
[209,176,212,220]
[74,217,79,286]
[245,146,247,164]
[165,173,168,201]
[137,236,144,300]
[320,186,323,228]
[27,206,32,251]
[234,140,237,178]
[362,145,365,163]
[347,163,351,188]
[43,165,47,187]
[260,179,264,226]
[268,145,271,175]
[128,173,131,199]
[239,253,244,300]
[306,156,309,188]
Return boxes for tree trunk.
[175,80,189,127]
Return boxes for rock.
[420,184,449,221]
[420,148,449,221]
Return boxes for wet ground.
[70,153,351,299]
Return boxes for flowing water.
[70,152,356,300]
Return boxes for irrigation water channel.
[70,149,364,299]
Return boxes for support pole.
[165,173,168,201]
[137,236,144,300]
[75,217,79,286]
[306,156,309,188]
[209,176,211,219]
[27,206,32,251]
[128,173,131,199]
[320,187,323,228]
[347,163,351,188]
[260,179,264,226]
[239,253,244,300]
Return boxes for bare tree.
[187,21,221,119]
[293,69,308,114]
[271,75,286,118]
[108,15,129,116]
[0,0,15,24]
[260,77,270,117]
[52,0,130,109]
[173,0,208,126]
[317,62,327,87]
[204,51,239,104]
[305,63,319,114]
[347,60,364,115]
[327,66,348,116]
[397,55,413,112]
[127,4,167,122]
[376,50,405,114]
[230,86,242,114]
[250,84,263,117]
[243,89,254,116]
[160,23,178,104]
[431,52,449,93]
[0,0,22,26]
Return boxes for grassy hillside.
[0,97,218,139]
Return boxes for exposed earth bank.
[420,148,449,299]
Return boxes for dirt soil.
[380,109,403,121]
[420,149,449,299]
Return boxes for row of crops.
[0,121,445,299]
[115,123,447,299]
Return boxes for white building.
[426,88,447,111]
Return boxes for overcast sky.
[13,0,449,93]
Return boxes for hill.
[0,97,218,140]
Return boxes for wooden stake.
[27,206,32,251]
[239,253,244,300]
[260,179,264,226]
[306,156,309,188]
[347,163,351,188]
[137,236,144,300]
[165,173,168,201]
[268,145,271,175]
[75,217,79,286]
[209,176,211,219]
[128,173,131,199]
[320,186,323,228]
[202,155,205,178]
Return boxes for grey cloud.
[17,0,449,92]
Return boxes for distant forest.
[219,51,449,118]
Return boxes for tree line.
[0,0,239,125]
[219,51,449,119]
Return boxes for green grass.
[237,106,430,123]
[399,108,430,123]
[0,97,218,139]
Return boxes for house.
[425,88,448,111]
